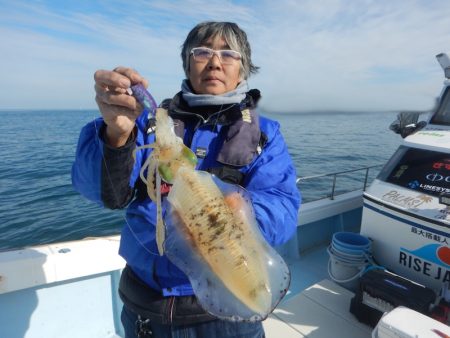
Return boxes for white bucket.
[328,232,372,290]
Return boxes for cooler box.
[372,306,450,338]
[350,269,436,327]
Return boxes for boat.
[1,54,450,337]
[361,53,450,293]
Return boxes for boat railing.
[296,164,384,202]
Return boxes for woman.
[72,21,300,338]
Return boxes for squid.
[130,84,197,255]
[130,84,290,321]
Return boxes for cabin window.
[430,87,450,125]
[377,146,450,197]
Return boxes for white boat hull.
[361,195,450,293]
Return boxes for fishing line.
[89,93,238,257]
[211,104,223,132]
[206,103,236,129]
[92,112,159,257]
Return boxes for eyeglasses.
[190,47,242,64]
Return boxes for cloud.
[246,0,449,111]
[0,0,449,111]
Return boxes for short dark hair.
[181,21,259,80]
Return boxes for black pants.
[121,305,265,338]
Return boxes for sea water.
[0,109,400,250]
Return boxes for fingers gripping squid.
[130,84,290,321]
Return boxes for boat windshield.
[377,145,450,197]
[430,87,450,125]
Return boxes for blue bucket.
[328,232,371,290]
[333,232,371,252]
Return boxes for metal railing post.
[363,168,369,191]
[330,174,337,200]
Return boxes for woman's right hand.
[94,67,149,148]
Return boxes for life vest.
[162,89,266,184]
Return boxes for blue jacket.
[72,92,301,296]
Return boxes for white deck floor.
[263,246,373,337]
[285,246,330,300]
[0,238,373,337]
[263,279,372,337]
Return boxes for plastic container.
[372,306,450,338]
[328,232,371,290]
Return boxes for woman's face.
[188,36,242,95]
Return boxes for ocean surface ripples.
[0,109,400,250]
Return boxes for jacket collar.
[162,89,261,126]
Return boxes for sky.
[1,0,450,112]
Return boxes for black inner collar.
[166,88,260,126]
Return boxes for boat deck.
[285,246,330,301]
[0,192,371,337]
[264,279,372,337]
[263,245,372,337]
